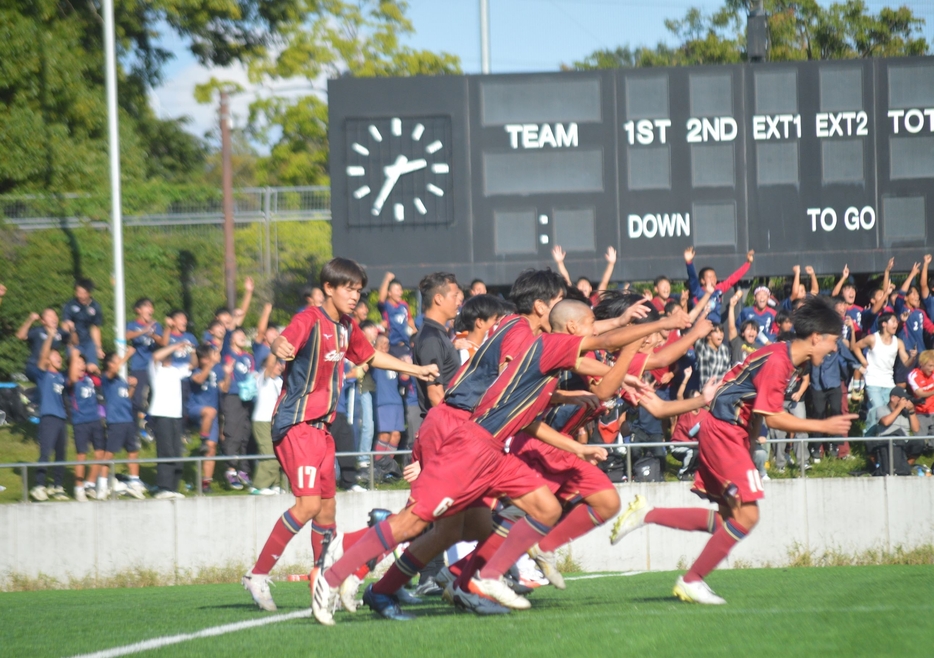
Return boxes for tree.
[567,0,927,69]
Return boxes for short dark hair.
[664,300,682,316]
[320,257,368,289]
[389,278,403,289]
[75,277,94,292]
[456,294,506,333]
[359,319,376,332]
[841,281,856,291]
[509,269,566,315]
[132,297,153,311]
[562,286,591,305]
[775,309,792,326]
[419,272,457,309]
[594,291,652,322]
[195,344,216,362]
[207,319,224,332]
[103,352,119,370]
[654,275,670,287]
[470,279,485,289]
[698,267,714,282]
[740,319,759,335]
[793,296,843,338]
[877,311,896,326]
[168,308,187,320]
[214,307,231,318]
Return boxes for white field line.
[68,609,311,658]
[564,571,645,580]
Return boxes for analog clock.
[344,116,453,227]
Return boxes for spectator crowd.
[2,245,934,503]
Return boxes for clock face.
[344,116,453,227]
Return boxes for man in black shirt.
[413,272,461,417]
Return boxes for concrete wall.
[2,479,933,582]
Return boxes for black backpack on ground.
[0,384,33,424]
[632,456,663,483]
[867,437,911,476]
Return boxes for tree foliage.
[568,0,928,69]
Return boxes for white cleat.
[468,575,531,610]
[673,576,726,605]
[242,572,277,611]
[321,531,344,571]
[527,544,565,590]
[29,486,48,502]
[452,584,511,615]
[311,568,339,626]
[74,485,88,502]
[610,494,650,546]
[339,574,362,613]
[435,565,454,590]
[126,480,146,500]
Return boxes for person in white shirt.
[149,341,194,499]
[250,353,285,495]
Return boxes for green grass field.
[2,566,931,657]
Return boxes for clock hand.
[397,158,427,175]
[372,156,407,216]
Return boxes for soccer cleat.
[414,576,442,596]
[29,486,48,502]
[527,544,565,590]
[74,485,88,503]
[362,584,415,621]
[504,572,535,595]
[468,575,531,610]
[435,566,455,590]
[339,574,362,613]
[394,587,423,606]
[321,531,344,572]
[226,470,243,490]
[310,568,339,626]
[451,584,511,615]
[127,480,146,500]
[673,576,726,605]
[441,581,456,605]
[242,573,277,611]
[610,494,650,546]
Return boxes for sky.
[149,0,934,149]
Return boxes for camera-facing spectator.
[63,278,104,366]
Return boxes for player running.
[241,258,438,611]
[610,296,857,605]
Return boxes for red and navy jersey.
[708,341,795,436]
[736,306,777,338]
[470,333,583,444]
[271,307,375,440]
[443,315,534,412]
[378,298,411,346]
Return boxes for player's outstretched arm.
[592,299,650,335]
[645,315,713,370]
[524,419,607,463]
[832,264,850,297]
[581,307,692,354]
[369,349,439,382]
[595,246,617,297]
[638,375,719,419]
[551,245,573,286]
[922,255,932,300]
[764,410,858,438]
[717,251,753,293]
[15,312,39,341]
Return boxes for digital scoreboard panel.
[329,58,934,286]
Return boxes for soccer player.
[17,309,69,384]
[67,347,105,502]
[241,257,438,612]
[126,298,165,442]
[30,330,69,502]
[311,300,684,624]
[736,286,776,344]
[650,275,672,313]
[62,278,104,366]
[610,296,858,605]
[831,264,864,337]
[378,271,417,357]
[906,350,934,442]
[188,344,230,493]
[99,350,147,499]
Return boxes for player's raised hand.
[29,311,40,323]
[684,246,695,263]
[701,376,722,405]
[605,246,617,264]
[551,245,566,264]
[729,290,743,307]
[577,444,608,465]
[383,271,395,282]
[843,316,855,329]
[746,250,755,263]
[910,262,921,276]
[620,373,653,400]
[925,254,933,266]
[886,257,895,272]
[403,461,421,483]
[691,317,714,338]
[792,265,800,276]
[244,276,254,293]
[663,307,693,331]
[842,264,850,279]
[415,363,440,382]
[273,336,296,360]
[805,265,815,276]
[618,300,650,326]
[822,413,858,438]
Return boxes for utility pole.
[747,0,769,63]
[480,0,491,74]
[221,91,236,308]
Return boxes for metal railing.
[1,435,929,504]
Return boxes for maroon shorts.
[411,403,471,468]
[274,423,335,498]
[692,418,763,505]
[511,433,614,502]
[408,422,546,522]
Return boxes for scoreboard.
[329,58,934,285]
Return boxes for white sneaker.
[610,494,650,546]
[74,485,88,502]
[311,568,339,626]
[452,584,511,615]
[112,480,128,495]
[171,491,185,499]
[154,490,176,500]
[242,572,277,611]
[29,486,48,502]
[348,484,366,493]
[49,486,70,501]
[527,544,565,590]
[673,576,726,605]
[339,574,362,613]
[467,575,531,610]
[321,531,344,571]
[127,480,146,500]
